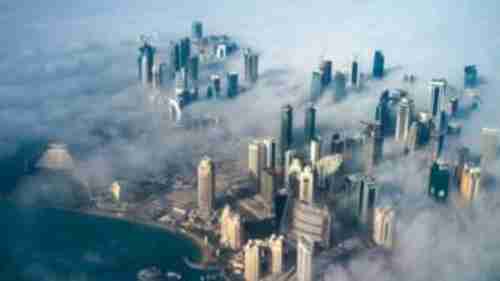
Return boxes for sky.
[1,0,500,280]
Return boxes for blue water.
[0,201,210,281]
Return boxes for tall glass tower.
[304,104,316,146]
[280,105,293,166]
[372,50,385,79]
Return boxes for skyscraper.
[320,60,332,87]
[220,205,244,250]
[333,71,347,102]
[464,65,478,89]
[429,79,447,118]
[459,164,481,203]
[244,49,259,83]
[310,138,321,165]
[191,21,203,41]
[138,42,155,85]
[280,105,294,166]
[373,207,396,249]
[244,240,261,281]
[330,132,344,154]
[188,55,200,87]
[179,37,191,69]
[310,70,322,101]
[198,157,215,217]
[268,235,284,274]
[363,122,383,174]
[342,174,378,227]
[395,98,413,142]
[262,138,277,170]
[260,168,276,217]
[405,122,420,153]
[210,74,221,97]
[351,59,359,87]
[248,141,265,189]
[480,128,499,180]
[226,72,239,98]
[297,236,314,281]
[304,104,317,146]
[372,50,385,79]
[428,160,450,202]
[375,90,391,136]
[299,166,316,205]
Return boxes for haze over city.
[1,1,499,281]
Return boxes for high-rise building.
[297,236,314,281]
[244,49,259,83]
[244,240,262,281]
[459,164,481,203]
[138,42,155,85]
[351,60,359,88]
[333,71,347,102]
[343,135,364,174]
[320,60,332,87]
[310,70,323,101]
[189,55,200,87]
[299,166,316,204]
[179,37,191,69]
[428,160,450,202]
[480,128,498,183]
[395,98,413,142]
[260,168,276,217]
[248,141,265,189]
[372,50,385,79]
[363,122,383,174]
[198,157,215,217]
[280,105,294,166]
[429,79,447,118]
[310,138,321,165]
[268,235,284,274]
[226,72,239,98]
[464,65,478,89]
[191,21,203,41]
[342,174,378,227]
[304,104,317,146]
[405,122,420,153]
[152,62,166,89]
[315,154,343,193]
[210,75,221,97]
[373,207,396,249]
[220,205,244,250]
[376,90,391,137]
[262,138,277,170]
[448,97,459,118]
[169,41,181,72]
[417,112,432,146]
[455,146,470,186]
[244,236,284,280]
[330,132,344,154]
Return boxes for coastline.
[1,199,214,269]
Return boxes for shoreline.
[1,199,215,270]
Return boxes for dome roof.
[36,142,74,171]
